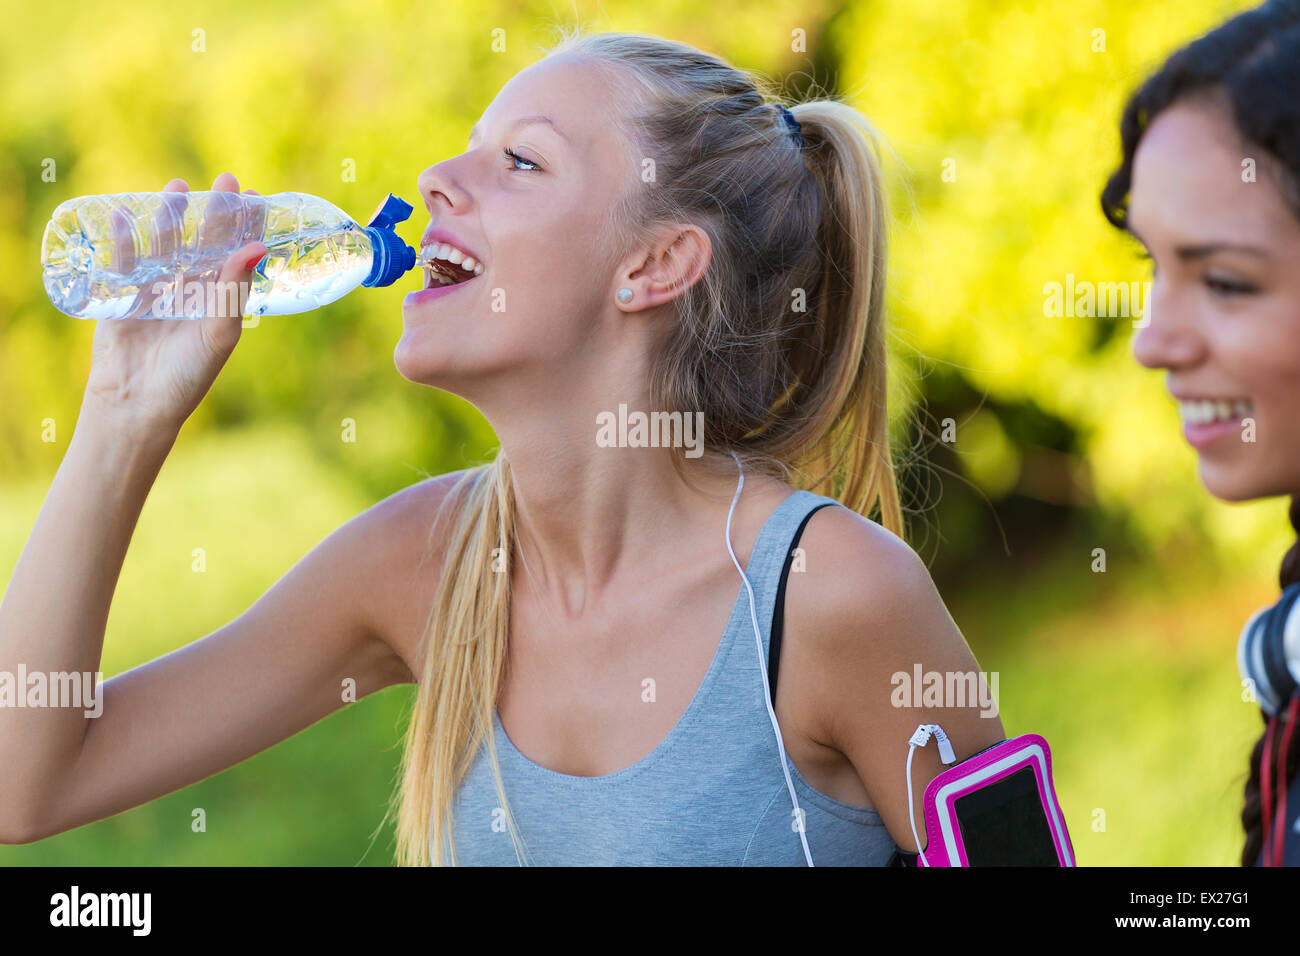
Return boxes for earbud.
[1238,582,1300,716]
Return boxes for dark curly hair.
[1100,0,1300,866]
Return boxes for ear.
[615,223,712,310]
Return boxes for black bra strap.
[768,502,837,703]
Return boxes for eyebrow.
[467,115,569,146]
[1127,224,1270,261]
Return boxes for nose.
[1131,280,1205,372]
[417,156,472,217]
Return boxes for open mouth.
[1177,397,1253,426]
[419,242,484,289]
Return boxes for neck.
[473,374,742,616]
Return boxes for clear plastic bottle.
[41,191,417,320]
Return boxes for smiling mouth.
[423,260,480,289]
[418,243,484,289]
[1177,397,1254,426]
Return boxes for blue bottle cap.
[362,193,417,287]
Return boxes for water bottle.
[41,191,417,320]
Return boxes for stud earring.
[616,287,633,304]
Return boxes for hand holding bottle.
[81,173,267,438]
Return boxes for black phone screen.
[951,765,1060,865]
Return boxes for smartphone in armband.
[892,731,1076,867]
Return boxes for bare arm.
[0,400,457,844]
[1,170,461,845]
[784,506,1006,854]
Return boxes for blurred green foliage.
[841,0,1292,579]
[0,0,1287,865]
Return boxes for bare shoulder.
[347,468,475,683]
[359,469,470,551]
[792,505,933,619]
[783,502,986,716]
[780,506,961,700]
[778,503,1005,850]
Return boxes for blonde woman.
[0,29,1004,865]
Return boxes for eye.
[1203,274,1258,296]
[503,148,540,172]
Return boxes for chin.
[1196,457,1295,504]
[393,338,448,387]
[394,341,495,400]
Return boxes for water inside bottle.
[42,193,379,319]
[246,224,373,315]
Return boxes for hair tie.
[778,104,803,147]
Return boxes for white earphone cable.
[906,723,956,866]
[905,741,930,867]
[726,451,815,867]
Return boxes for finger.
[206,176,244,266]
[215,240,266,310]
[153,190,188,273]
[154,179,190,265]
[242,188,260,196]
[136,181,192,315]
[109,204,137,276]
[201,240,267,355]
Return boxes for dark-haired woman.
[1101,0,1300,865]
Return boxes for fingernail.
[245,253,265,270]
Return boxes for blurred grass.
[944,538,1270,866]
[0,421,1270,864]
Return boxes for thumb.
[201,241,267,357]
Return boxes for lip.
[1170,392,1254,451]
[1168,390,1251,402]
[419,226,485,267]
[1183,415,1247,451]
[403,280,478,309]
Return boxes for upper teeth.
[420,242,484,276]
[1178,398,1253,425]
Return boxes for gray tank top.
[437,488,903,865]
